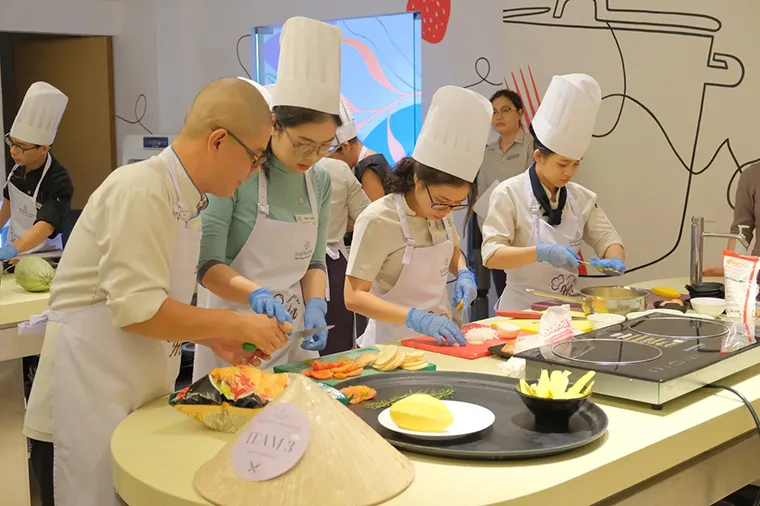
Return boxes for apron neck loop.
[257,171,270,217]
[393,193,416,265]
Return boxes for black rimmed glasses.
[426,185,469,211]
[4,133,40,153]
[223,129,268,169]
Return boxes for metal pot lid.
[551,338,663,365]
[627,317,730,340]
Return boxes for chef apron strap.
[165,148,190,217]
[358,145,369,160]
[393,194,415,266]
[304,170,319,221]
[441,216,453,242]
[30,154,53,203]
[3,164,20,191]
[257,170,270,217]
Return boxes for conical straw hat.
[194,374,415,506]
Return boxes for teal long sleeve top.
[198,155,332,281]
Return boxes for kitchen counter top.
[112,276,760,506]
[0,272,49,327]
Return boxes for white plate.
[377,400,495,440]
[626,309,685,319]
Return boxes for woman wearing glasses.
[193,17,342,376]
[344,86,492,347]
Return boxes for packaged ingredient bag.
[169,366,289,433]
[723,250,760,323]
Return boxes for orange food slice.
[311,369,333,380]
[345,367,363,378]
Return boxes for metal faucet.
[690,216,750,286]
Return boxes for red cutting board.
[400,323,520,360]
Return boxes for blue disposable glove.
[0,245,18,262]
[590,257,626,275]
[302,297,328,351]
[536,242,580,269]
[406,308,466,346]
[248,287,293,325]
[452,268,477,310]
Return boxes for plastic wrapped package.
[169,366,289,433]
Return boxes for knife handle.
[242,343,258,351]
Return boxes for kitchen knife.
[242,325,335,351]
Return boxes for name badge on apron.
[295,214,316,225]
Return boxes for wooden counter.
[112,276,760,506]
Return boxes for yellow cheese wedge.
[390,394,454,432]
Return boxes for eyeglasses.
[492,107,514,117]
[224,129,267,169]
[426,185,469,211]
[4,133,40,153]
[277,121,338,157]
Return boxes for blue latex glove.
[536,242,580,269]
[590,257,626,275]
[406,308,466,346]
[302,297,328,351]
[248,287,293,325]
[0,245,18,262]
[452,268,477,310]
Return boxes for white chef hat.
[272,17,342,115]
[236,77,273,109]
[335,95,358,144]
[531,74,602,160]
[10,82,68,146]
[412,86,492,183]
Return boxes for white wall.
[0,0,119,35]
[502,0,760,287]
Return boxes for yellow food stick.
[581,380,595,396]
[535,370,551,398]
[519,379,533,396]
[569,371,596,395]
[456,300,463,311]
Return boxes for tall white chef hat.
[335,95,358,144]
[412,86,492,183]
[10,82,68,146]
[273,17,342,115]
[531,74,602,160]
[236,77,273,109]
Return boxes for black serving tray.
[335,371,608,461]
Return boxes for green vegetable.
[14,257,55,292]
[363,385,455,410]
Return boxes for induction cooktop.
[516,314,760,408]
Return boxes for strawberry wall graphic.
[407,0,451,44]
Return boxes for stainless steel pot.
[526,286,649,316]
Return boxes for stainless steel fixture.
[690,216,750,286]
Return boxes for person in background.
[474,89,534,298]
[482,74,626,311]
[193,17,341,379]
[344,86,491,347]
[1,82,73,260]
[321,156,370,355]
[23,78,287,506]
[329,95,391,201]
[703,162,760,277]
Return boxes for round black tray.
[489,343,513,360]
[335,371,608,461]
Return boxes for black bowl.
[686,282,724,299]
[514,384,590,422]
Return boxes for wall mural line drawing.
[465,0,760,275]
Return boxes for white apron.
[3,154,63,253]
[192,170,319,382]
[357,194,453,347]
[497,171,584,311]
[52,148,201,506]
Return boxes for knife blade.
[242,325,335,351]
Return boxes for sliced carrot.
[311,369,333,380]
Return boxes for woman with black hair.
[345,86,492,346]
[193,17,342,377]
[482,74,626,311]
[475,89,535,297]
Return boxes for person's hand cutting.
[248,287,293,325]
[590,257,626,275]
[228,312,290,357]
[536,242,580,269]
[406,308,466,346]
[452,268,477,310]
[302,297,329,351]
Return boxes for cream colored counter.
[112,276,760,506]
[0,273,51,506]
